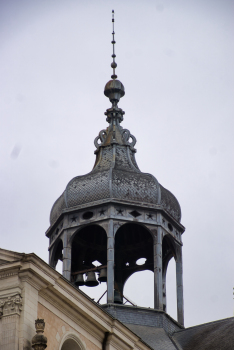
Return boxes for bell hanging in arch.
[85,271,99,287]
[98,268,107,282]
[74,274,85,286]
[114,290,123,304]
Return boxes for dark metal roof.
[49,65,182,226]
[50,104,181,225]
[127,324,177,350]
[172,317,234,350]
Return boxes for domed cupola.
[49,69,181,224]
[46,10,185,327]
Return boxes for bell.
[74,274,85,286]
[114,290,123,304]
[98,268,107,282]
[85,271,99,287]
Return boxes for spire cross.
[111,10,117,79]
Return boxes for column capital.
[0,293,22,318]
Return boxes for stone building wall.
[38,303,99,350]
[0,249,150,350]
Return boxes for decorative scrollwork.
[121,129,136,149]
[94,129,107,149]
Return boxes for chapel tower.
[45,11,185,326]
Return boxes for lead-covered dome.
[50,88,181,226]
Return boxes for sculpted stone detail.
[32,319,47,350]
[0,294,22,318]
[0,272,18,279]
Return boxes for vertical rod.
[112,10,115,77]
[154,217,163,310]
[176,245,184,326]
[162,270,167,312]
[111,10,117,79]
[107,219,115,303]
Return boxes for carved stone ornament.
[32,319,47,350]
[0,294,22,318]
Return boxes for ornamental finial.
[104,10,125,107]
[32,319,47,349]
[111,10,117,79]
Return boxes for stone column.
[153,222,163,310]
[62,230,72,281]
[107,220,114,303]
[0,294,22,350]
[176,245,184,326]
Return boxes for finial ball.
[104,79,125,104]
[111,62,117,69]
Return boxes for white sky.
[0,0,233,328]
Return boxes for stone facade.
[0,248,152,350]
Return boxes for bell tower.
[46,10,185,326]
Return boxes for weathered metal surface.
[49,107,181,225]
[46,11,185,325]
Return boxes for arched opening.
[115,223,154,304]
[51,239,63,273]
[162,234,176,315]
[61,338,81,350]
[124,270,154,307]
[71,224,107,303]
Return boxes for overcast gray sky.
[0,0,233,328]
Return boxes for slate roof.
[172,317,234,350]
[126,324,177,350]
[111,305,234,350]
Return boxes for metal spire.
[104,10,125,109]
[111,10,117,79]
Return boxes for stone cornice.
[0,248,25,263]
[0,249,151,350]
